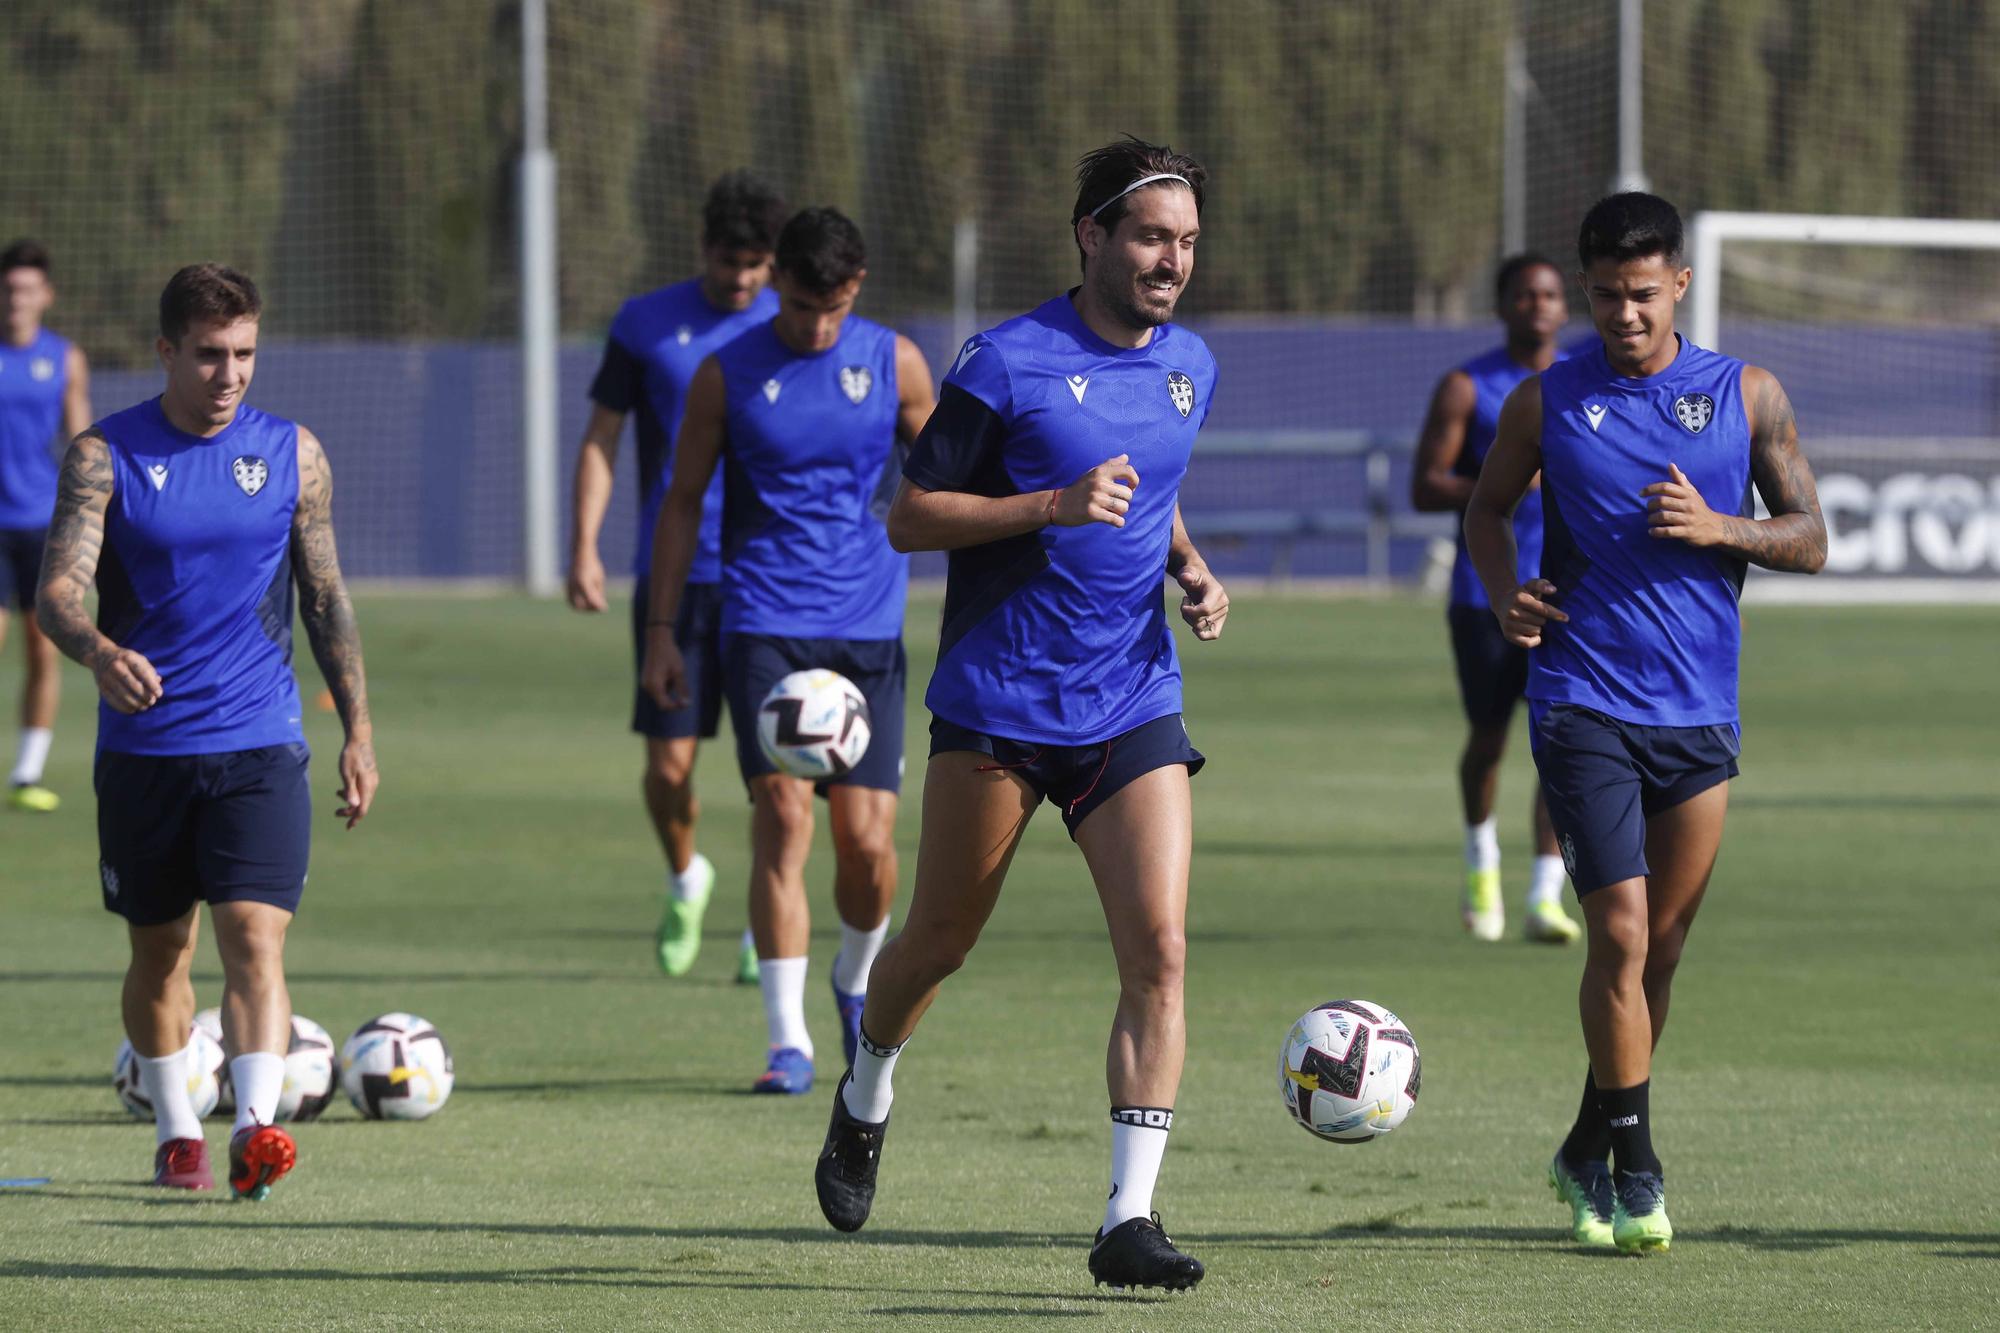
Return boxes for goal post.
[1688,211,2000,602]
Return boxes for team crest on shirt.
[232,455,268,497]
[839,365,873,404]
[1166,371,1195,418]
[30,356,56,381]
[1673,393,1714,434]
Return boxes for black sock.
[1559,1070,1612,1165]
[1599,1079,1663,1178]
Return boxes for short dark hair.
[702,170,787,254]
[1577,192,1685,269]
[1494,252,1559,301]
[1,239,51,276]
[1071,135,1207,269]
[159,263,262,344]
[774,208,867,294]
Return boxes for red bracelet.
[1045,490,1059,526]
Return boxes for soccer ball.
[279,1015,339,1122]
[756,669,871,780]
[1279,999,1422,1144]
[340,1013,454,1120]
[113,1023,224,1120]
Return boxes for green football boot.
[1548,1154,1616,1248]
[7,783,59,813]
[735,930,761,985]
[1462,867,1503,941]
[1523,899,1582,944]
[1612,1170,1673,1254]
[655,853,715,977]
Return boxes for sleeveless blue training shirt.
[1448,344,1548,609]
[0,329,71,529]
[713,314,906,641]
[906,293,1218,745]
[1532,335,1752,727]
[591,279,778,582]
[94,398,305,756]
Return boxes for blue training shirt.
[591,279,778,582]
[94,398,305,756]
[1448,344,1549,609]
[0,330,71,530]
[1532,335,1752,728]
[713,314,906,641]
[906,292,1217,745]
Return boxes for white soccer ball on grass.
[340,1013,454,1120]
[1279,999,1422,1143]
[113,1023,224,1121]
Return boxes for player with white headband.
[813,136,1226,1293]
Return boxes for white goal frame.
[1688,211,2000,604]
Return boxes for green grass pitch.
[3,592,1996,1330]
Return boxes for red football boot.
[228,1123,296,1201]
[152,1137,214,1190]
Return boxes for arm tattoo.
[36,430,117,671]
[292,432,372,735]
[1719,373,1828,573]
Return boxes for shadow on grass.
[0,1259,1144,1308]
[77,1217,2000,1258]
[1732,792,2000,812]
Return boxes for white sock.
[136,1045,205,1144]
[229,1052,286,1132]
[669,852,712,903]
[758,956,813,1058]
[1528,854,1568,908]
[11,727,52,786]
[842,1027,903,1123]
[1103,1107,1173,1231]
[831,918,888,995]
[1464,817,1500,872]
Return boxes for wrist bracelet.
[1045,490,1059,526]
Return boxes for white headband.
[1087,172,1192,219]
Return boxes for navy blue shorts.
[0,527,45,610]
[929,713,1205,839]
[1529,703,1740,894]
[95,743,313,926]
[1448,603,1528,727]
[630,578,725,741]
[722,633,906,794]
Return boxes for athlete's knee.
[1461,725,1509,772]
[128,918,198,980]
[211,908,289,978]
[752,777,814,835]
[1641,924,1689,991]
[896,918,977,986]
[644,743,696,791]
[1584,900,1648,977]
[1117,925,1187,1000]
[831,817,896,880]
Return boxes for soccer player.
[36,264,379,1197]
[1410,254,1580,944]
[1465,193,1826,1252]
[570,171,786,984]
[642,206,934,1096]
[1,240,92,812]
[812,137,1227,1293]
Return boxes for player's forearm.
[1411,471,1476,512]
[887,487,1053,552]
[1462,502,1522,608]
[1167,506,1206,576]
[300,581,373,739]
[569,440,617,554]
[1712,512,1828,574]
[646,491,703,622]
[35,581,116,672]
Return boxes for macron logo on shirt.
[1584,403,1607,432]
[1067,374,1089,404]
[147,464,169,491]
